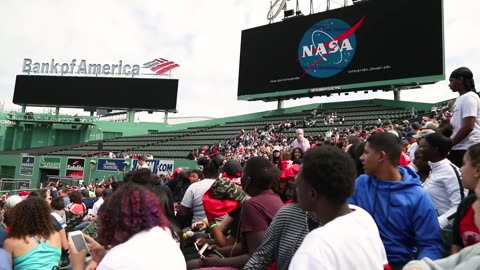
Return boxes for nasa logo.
[298,17,365,78]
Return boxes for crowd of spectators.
[0,67,479,270]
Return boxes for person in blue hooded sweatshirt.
[349,132,444,270]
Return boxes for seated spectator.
[403,176,480,270]
[289,146,388,269]
[169,169,191,203]
[91,188,105,216]
[69,183,186,269]
[244,163,319,270]
[29,189,70,251]
[188,169,203,184]
[51,197,66,226]
[221,160,243,186]
[80,189,94,210]
[176,156,222,228]
[408,148,430,183]
[291,147,304,161]
[349,133,443,270]
[419,133,466,228]
[189,157,283,269]
[67,191,87,215]
[451,143,480,253]
[0,248,11,270]
[3,196,62,270]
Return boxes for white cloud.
[0,0,479,123]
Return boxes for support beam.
[21,105,26,113]
[126,109,136,123]
[277,99,284,110]
[164,111,169,124]
[393,89,401,101]
[55,107,60,115]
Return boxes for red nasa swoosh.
[299,16,366,77]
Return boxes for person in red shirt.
[451,142,480,253]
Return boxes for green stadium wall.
[0,154,197,191]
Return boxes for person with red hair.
[69,183,185,270]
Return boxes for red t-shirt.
[460,207,480,247]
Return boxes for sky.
[0,0,479,123]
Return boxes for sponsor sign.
[17,181,31,190]
[39,156,61,169]
[20,156,35,176]
[96,158,127,172]
[66,158,85,179]
[131,159,175,175]
[23,58,141,77]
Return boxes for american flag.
[143,58,180,75]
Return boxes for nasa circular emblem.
[298,18,357,78]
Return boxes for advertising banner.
[17,181,31,190]
[66,158,85,179]
[20,156,35,176]
[96,158,127,172]
[131,159,175,175]
[39,156,61,169]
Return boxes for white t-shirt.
[424,159,466,228]
[289,205,388,270]
[180,178,215,222]
[407,142,418,161]
[450,91,480,150]
[91,197,104,216]
[97,226,186,270]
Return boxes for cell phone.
[195,243,225,259]
[69,230,91,255]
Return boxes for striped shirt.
[244,203,320,270]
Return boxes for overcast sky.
[1,0,479,122]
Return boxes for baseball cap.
[412,129,435,139]
[421,121,438,130]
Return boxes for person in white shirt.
[419,133,467,228]
[91,189,112,216]
[136,155,150,170]
[448,67,480,167]
[176,156,223,227]
[289,146,388,270]
[290,129,310,152]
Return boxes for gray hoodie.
[403,243,480,270]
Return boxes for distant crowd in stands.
[0,67,479,270]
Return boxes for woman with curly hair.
[69,183,186,270]
[3,196,62,270]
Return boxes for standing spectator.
[348,133,443,270]
[290,129,310,152]
[449,67,480,167]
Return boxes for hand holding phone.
[69,231,91,255]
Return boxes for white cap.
[5,195,23,209]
